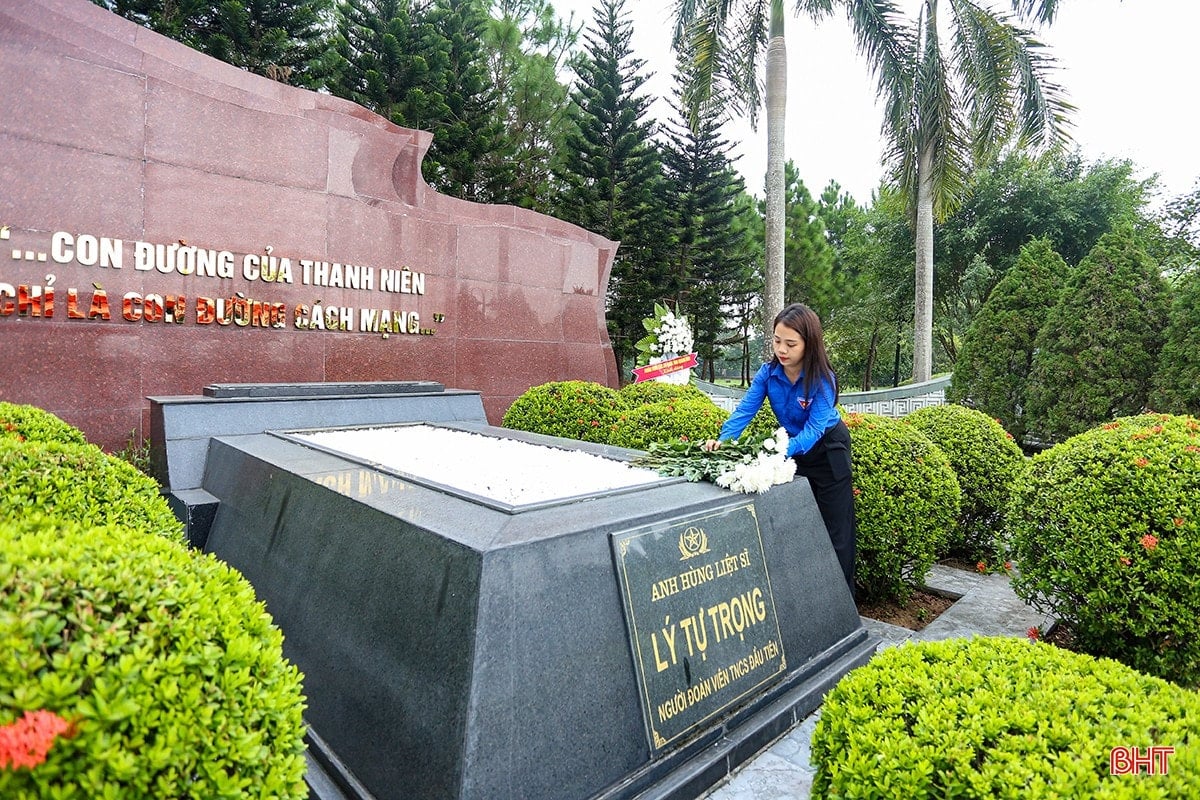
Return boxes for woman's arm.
[714,365,770,443]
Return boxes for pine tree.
[1025,226,1170,443]
[780,164,837,320]
[421,0,513,202]
[659,72,755,381]
[1150,269,1200,415]
[947,237,1069,442]
[96,0,333,87]
[482,0,577,211]
[328,0,451,130]
[552,0,667,375]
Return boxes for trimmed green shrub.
[845,412,961,602]
[903,404,1027,561]
[1025,225,1170,443]
[739,405,782,446]
[0,516,308,798]
[616,381,707,407]
[812,637,1200,799]
[0,439,183,542]
[608,398,729,451]
[1150,268,1200,415]
[501,381,624,444]
[0,402,88,447]
[947,237,1069,443]
[1007,413,1200,685]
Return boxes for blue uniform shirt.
[717,361,841,457]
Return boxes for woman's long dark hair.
[770,303,839,403]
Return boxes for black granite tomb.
[195,417,877,800]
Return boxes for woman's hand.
[702,439,721,452]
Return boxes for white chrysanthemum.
[715,448,795,494]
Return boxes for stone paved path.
[699,564,1054,800]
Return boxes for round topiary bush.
[616,381,707,408]
[501,381,624,444]
[608,398,729,451]
[811,637,1200,799]
[0,516,308,798]
[0,402,88,447]
[904,404,1027,562]
[1007,413,1200,685]
[0,439,183,542]
[845,412,961,602]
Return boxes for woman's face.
[773,322,805,369]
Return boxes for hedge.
[812,637,1200,799]
[845,412,961,602]
[0,517,308,798]
[0,439,183,542]
[1007,413,1200,685]
[904,404,1026,562]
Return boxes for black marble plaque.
[612,503,787,753]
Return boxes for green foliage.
[1007,413,1200,685]
[419,0,515,203]
[903,404,1026,561]
[616,381,707,407]
[740,405,781,445]
[0,440,183,543]
[328,0,453,132]
[659,77,759,375]
[96,0,332,88]
[1150,268,1200,415]
[480,0,577,211]
[111,430,153,476]
[947,237,1069,441]
[629,435,764,483]
[845,412,961,602]
[553,0,670,371]
[608,398,728,451]
[0,402,88,447]
[0,516,308,798]
[500,380,624,443]
[811,637,1200,799]
[1025,226,1170,443]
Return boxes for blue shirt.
[717,362,841,457]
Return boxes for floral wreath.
[635,303,695,385]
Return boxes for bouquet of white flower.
[631,428,795,494]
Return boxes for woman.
[704,303,856,595]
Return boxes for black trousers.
[793,419,856,596]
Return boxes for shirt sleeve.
[785,377,840,457]
[717,365,769,442]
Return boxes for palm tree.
[671,1,832,353]
[857,0,1072,382]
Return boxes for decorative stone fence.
[696,375,951,419]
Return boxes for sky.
[551,0,1199,208]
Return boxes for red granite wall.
[0,0,619,451]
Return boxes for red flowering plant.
[1007,413,1200,686]
[0,710,74,771]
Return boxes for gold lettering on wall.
[1,225,448,338]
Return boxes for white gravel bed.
[295,424,664,504]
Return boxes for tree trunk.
[862,325,879,391]
[763,8,786,357]
[912,142,936,383]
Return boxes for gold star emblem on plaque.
[678,527,709,560]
